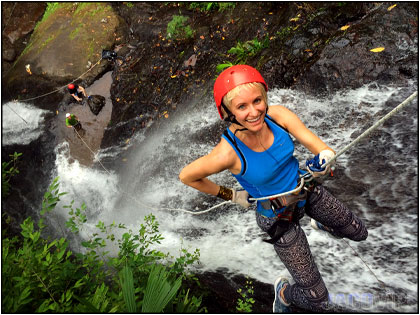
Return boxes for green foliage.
[188,2,236,12]
[227,35,270,64]
[125,2,134,8]
[2,152,22,197]
[236,280,255,312]
[42,2,61,21]
[2,177,205,313]
[236,277,255,313]
[142,264,182,312]
[276,26,293,41]
[119,264,137,312]
[167,15,194,40]
[173,288,204,312]
[216,62,234,73]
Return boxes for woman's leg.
[256,213,329,312]
[305,185,368,241]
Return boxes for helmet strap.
[222,103,247,128]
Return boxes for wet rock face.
[2,2,418,312]
[1,2,46,73]
[296,3,418,94]
[1,127,57,237]
[2,2,127,110]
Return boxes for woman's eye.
[254,98,261,104]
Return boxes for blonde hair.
[221,82,267,119]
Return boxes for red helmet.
[68,84,75,89]
[213,65,268,120]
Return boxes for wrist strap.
[217,186,233,201]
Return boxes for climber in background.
[68,83,88,103]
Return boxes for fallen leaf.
[164,113,169,119]
[170,75,177,78]
[122,158,127,162]
[340,24,350,31]
[125,139,130,144]
[222,36,225,40]
[184,54,197,67]
[370,47,385,53]
[304,49,312,52]
[387,4,397,11]
[290,17,300,22]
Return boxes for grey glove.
[232,189,251,208]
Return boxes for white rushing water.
[49,83,417,312]
[2,101,50,145]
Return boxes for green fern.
[141,264,182,313]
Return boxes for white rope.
[4,103,29,124]
[249,177,305,201]
[73,128,230,214]
[5,58,103,124]
[73,90,417,214]
[16,58,103,103]
[324,91,418,168]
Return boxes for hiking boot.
[273,277,291,313]
[311,219,342,239]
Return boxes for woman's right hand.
[232,189,251,208]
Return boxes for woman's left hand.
[307,149,336,177]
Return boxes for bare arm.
[71,93,82,101]
[79,86,87,97]
[179,138,238,196]
[268,106,335,154]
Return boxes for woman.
[179,65,368,312]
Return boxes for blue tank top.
[222,114,301,212]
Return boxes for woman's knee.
[336,215,368,242]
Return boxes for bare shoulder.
[267,105,296,129]
[210,137,240,171]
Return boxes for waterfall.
[2,101,50,145]
[41,82,418,312]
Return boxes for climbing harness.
[71,91,416,290]
[71,90,417,216]
[250,90,418,202]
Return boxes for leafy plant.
[216,62,234,73]
[142,264,182,312]
[227,36,270,64]
[236,277,255,313]
[2,177,205,313]
[276,26,293,42]
[2,152,22,197]
[188,2,236,12]
[167,15,194,40]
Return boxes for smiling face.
[225,83,268,132]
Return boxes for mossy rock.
[4,2,123,98]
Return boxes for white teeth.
[247,116,260,123]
